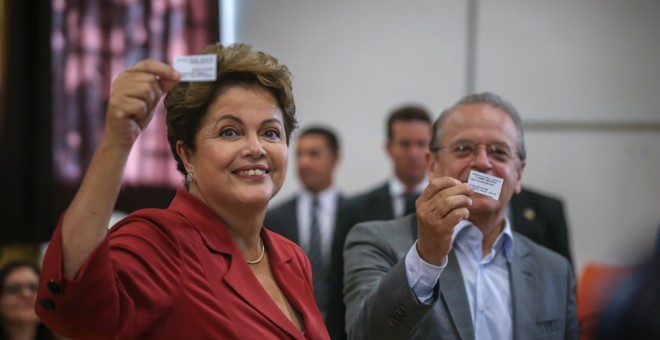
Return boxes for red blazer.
[36,190,329,339]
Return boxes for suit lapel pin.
[523,208,536,221]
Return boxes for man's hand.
[415,177,473,265]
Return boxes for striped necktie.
[404,190,418,216]
[308,198,327,316]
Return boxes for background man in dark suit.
[343,92,578,339]
[327,105,433,339]
[511,186,573,264]
[264,126,344,334]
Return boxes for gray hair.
[429,92,526,161]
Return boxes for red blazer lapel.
[222,242,305,339]
[170,190,321,338]
[264,230,326,337]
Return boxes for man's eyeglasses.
[433,142,518,163]
[2,283,39,296]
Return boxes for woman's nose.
[243,135,266,158]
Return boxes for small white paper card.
[467,170,503,200]
[173,54,217,82]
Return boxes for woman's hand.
[104,60,180,149]
[61,60,179,279]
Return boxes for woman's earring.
[185,171,194,184]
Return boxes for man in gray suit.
[343,92,578,339]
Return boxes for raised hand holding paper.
[467,170,503,200]
[173,54,217,82]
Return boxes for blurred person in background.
[265,126,344,335]
[595,250,660,340]
[328,105,432,338]
[0,261,55,340]
[510,187,573,264]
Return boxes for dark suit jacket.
[264,193,345,246]
[265,193,345,339]
[37,190,329,340]
[343,214,579,340]
[511,187,573,264]
[326,182,394,339]
[265,196,302,243]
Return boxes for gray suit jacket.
[343,214,578,340]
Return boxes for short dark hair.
[386,105,432,140]
[0,260,40,295]
[430,92,526,161]
[0,261,56,340]
[299,126,340,154]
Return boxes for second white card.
[467,170,503,200]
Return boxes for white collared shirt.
[388,176,428,218]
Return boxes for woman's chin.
[237,190,273,207]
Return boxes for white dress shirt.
[388,177,428,218]
[296,187,340,268]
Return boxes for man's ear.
[384,140,394,159]
[514,159,526,194]
[176,141,194,172]
[425,151,436,178]
[330,153,340,170]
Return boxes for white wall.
[230,0,660,274]
[234,0,466,194]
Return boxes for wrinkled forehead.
[441,104,521,144]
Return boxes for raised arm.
[344,177,472,339]
[61,60,180,278]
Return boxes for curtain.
[0,0,219,244]
[0,0,53,244]
[52,0,219,188]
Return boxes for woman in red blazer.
[36,43,329,339]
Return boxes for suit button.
[523,207,536,221]
[388,316,399,327]
[39,299,56,311]
[47,279,61,296]
[395,306,406,317]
